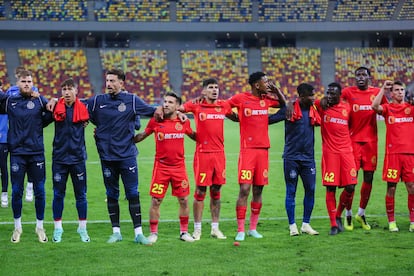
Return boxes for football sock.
[359,181,372,210]
[211,222,218,230]
[134,226,143,236]
[236,206,247,232]
[385,195,395,222]
[345,209,352,217]
[326,190,337,227]
[150,220,158,233]
[54,219,62,229]
[107,197,120,228]
[112,227,120,234]
[408,194,414,222]
[179,216,189,233]
[36,219,44,229]
[357,207,365,216]
[128,197,142,229]
[78,219,87,229]
[249,201,262,231]
[194,222,202,231]
[14,217,22,230]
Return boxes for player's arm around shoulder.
[134,117,155,143]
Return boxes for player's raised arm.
[372,80,392,114]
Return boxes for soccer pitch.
[0,118,413,275]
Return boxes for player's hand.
[268,81,280,94]
[46,98,58,111]
[191,95,205,104]
[31,91,40,98]
[382,80,393,90]
[285,101,294,120]
[154,106,164,122]
[177,111,188,122]
[320,97,329,110]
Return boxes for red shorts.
[193,151,226,186]
[382,153,414,183]
[238,148,269,185]
[150,161,190,198]
[321,151,358,187]
[352,141,378,171]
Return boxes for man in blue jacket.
[86,69,161,245]
[0,70,52,243]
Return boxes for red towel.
[289,100,320,126]
[53,98,89,123]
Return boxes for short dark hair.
[355,66,371,76]
[202,78,218,88]
[17,70,32,79]
[297,83,314,96]
[393,80,404,86]
[15,66,26,75]
[61,78,77,88]
[107,69,126,81]
[328,82,342,94]
[248,71,266,86]
[164,91,182,105]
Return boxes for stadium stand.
[332,0,398,21]
[9,0,87,21]
[18,49,92,98]
[335,48,414,87]
[258,0,328,22]
[176,0,252,22]
[99,49,171,104]
[180,50,250,101]
[0,49,8,89]
[398,0,414,20]
[261,47,322,99]
[0,1,5,20]
[94,0,170,22]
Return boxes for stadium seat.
[398,0,414,20]
[176,0,252,22]
[18,49,93,98]
[258,0,328,22]
[99,49,171,104]
[261,47,323,99]
[332,0,398,22]
[10,0,87,21]
[94,0,170,22]
[0,49,9,90]
[180,50,249,101]
[335,48,414,88]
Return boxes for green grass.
[0,119,413,275]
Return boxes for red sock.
[326,190,337,227]
[359,182,372,209]
[346,190,355,211]
[408,194,414,222]
[179,216,189,233]
[385,196,395,222]
[249,201,262,231]
[236,206,247,232]
[150,219,158,233]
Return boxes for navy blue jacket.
[0,94,51,155]
[53,103,87,164]
[87,92,155,161]
[269,105,315,161]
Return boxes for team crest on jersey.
[352,104,359,112]
[199,113,207,121]
[350,168,357,177]
[388,116,395,124]
[324,115,331,122]
[371,155,377,165]
[175,122,183,131]
[244,108,252,117]
[157,132,165,141]
[342,109,348,117]
[260,100,265,107]
[215,107,222,112]
[118,103,126,112]
[405,107,411,115]
[263,169,268,178]
[181,180,189,188]
[27,101,35,110]
[11,163,19,173]
[54,173,62,182]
